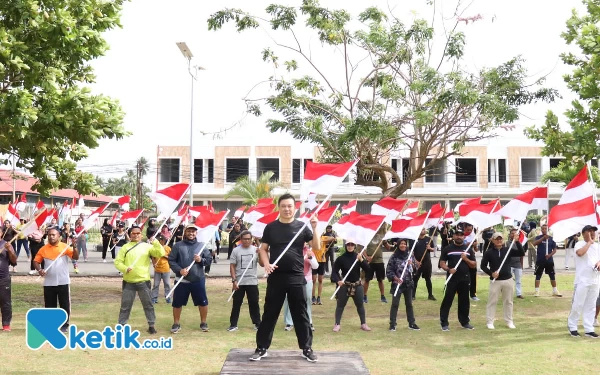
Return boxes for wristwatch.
[232,279,237,283]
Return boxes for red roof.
[0,168,113,203]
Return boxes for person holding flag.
[386,238,419,331]
[412,228,436,301]
[439,229,477,331]
[251,194,320,363]
[151,234,172,304]
[33,227,78,333]
[533,224,562,297]
[114,224,164,334]
[507,228,527,299]
[480,232,525,330]
[0,227,17,331]
[100,218,114,262]
[167,223,213,334]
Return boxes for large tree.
[0,0,129,196]
[208,0,557,198]
[526,0,600,183]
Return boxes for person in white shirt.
[567,225,600,338]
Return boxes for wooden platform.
[220,349,370,375]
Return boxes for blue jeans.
[16,239,30,257]
[511,267,523,297]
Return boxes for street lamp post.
[176,42,205,206]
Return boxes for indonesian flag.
[172,204,189,227]
[404,201,420,215]
[442,210,455,223]
[249,211,280,238]
[109,211,118,227]
[424,203,445,228]
[148,183,189,217]
[341,200,357,215]
[332,212,359,238]
[43,209,58,226]
[78,196,85,209]
[384,212,429,241]
[118,195,131,211]
[78,201,112,236]
[257,198,274,206]
[71,197,77,210]
[299,205,339,235]
[193,210,229,243]
[16,193,27,212]
[341,213,387,247]
[189,205,213,217]
[454,197,481,212]
[36,200,45,210]
[300,160,357,200]
[244,203,276,224]
[120,209,144,227]
[61,200,70,216]
[234,206,246,218]
[304,192,318,210]
[20,209,49,237]
[497,186,548,221]
[458,200,502,229]
[371,197,408,224]
[548,165,598,240]
[139,217,149,231]
[518,230,528,246]
[5,203,20,226]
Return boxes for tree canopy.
[0,0,129,196]
[208,0,557,197]
[526,0,600,176]
[224,171,283,206]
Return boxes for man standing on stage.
[251,193,320,363]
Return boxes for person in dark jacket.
[100,218,114,262]
[28,230,45,275]
[167,223,212,333]
[387,239,419,331]
[330,241,370,332]
[228,223,242,260]
[481,232,525,330]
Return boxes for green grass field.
[0,274,596,375]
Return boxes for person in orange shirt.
[33,227,78,333]
[152,235,172,304]
[312,226,336,305]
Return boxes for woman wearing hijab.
[228,223,242,260]
[386,238,419,331]
[100,218,114,262]
[330,240,371,332]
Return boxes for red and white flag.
[341,200,357,215]
[332,212,359,238]
[20,209,49,237]
[5,203,20,226]
[257,198,274,206]
[249,211,280,238]
[148,183,189,217]
[16,193,27,212]
[109,211,118,227]
[79,202,112,235]
[454,197,481,212]
[458,200,502,229]
[404,201,420,215]
[173,204,189,227]
[300,160,356,200]
[71,197,77,210]
[383,212,429,241]
[120,209,144,227]
[234,206,246,218]
[189,205,213,217]
[340,213,386,247]
[244,203,276,224]
[548,165,598,240]
[371,197,408,224]
[60,200,70,216]
[43,209,58,226]
[497,186,548,221]
[35,200,45,210]
[299,205,339,235]
[442,210,455,223]
[424,203,445,228]
[518,230,528,246]
[192,210,229,243]
[118,195,131,211]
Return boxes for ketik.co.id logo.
[26,308,173,350]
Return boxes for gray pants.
[118,281,155,326]
[335,284,366,325]
[0,277,11,326]
[151,272,171,300]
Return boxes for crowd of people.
[1,196,599,363]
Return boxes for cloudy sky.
[82,0,585,187]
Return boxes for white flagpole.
[546,180,550,255]
[330,219,386,300]
[393,210,432,297]
[227,252,257,302]
[492,212,528,284]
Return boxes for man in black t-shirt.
[413,228,436,301]
[439,229,477,331]
[251,194,320,363]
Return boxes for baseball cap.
[185,223,198,231]
[582,225,598,233]
[491,232,503,240]
[453,229,465,235]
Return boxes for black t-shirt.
[262,219,313,285]
[112,231,127,247]
[413,237,431,264]
[440,243,475,281]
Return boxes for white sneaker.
[487,323,495,330]
[507,322,516,329]
[28,270,37,275]
[594,319,599,327]
[103,259,107,263]
[534,290,540,297]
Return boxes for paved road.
[10,244,576,278]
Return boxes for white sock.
[535,287,540,292]
[553,287,559,293]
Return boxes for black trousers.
[30,246,44,271]
[256,280,312,350]
[0,277,11,326]
[413,263,433,297]
[102,236,114,259]
[390,285,415,327]
[324,246,335,273]
[440,279,470,327]
[469,267,477,297]
[44,284,71,328]
[230,285,261,326]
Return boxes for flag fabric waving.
[341,213,387,247]
[234,206,246,218]
[423,203,445,228]
[341,200,357,215]
[79,201,112,235]
[147,183,189,217]
[332,212,359,239]
[299,205,339,235]
[404,201,420,214]
[118,195,131,211]
[300,160,356,200]
[16,193,27,212]
[20,209,49,237]
[192,210,229,243]
[249,211,280,238]
[189,205,213,217]
[371,197,408,224]
[497,186,548,221]
[454,197,481,212]
[5,203,20,226]
[120,209,144,227]
[458,200,502,229]
[35,200,45,210]
[383,212,429,241]
[244,203,276,224]
[109,211,118,227]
